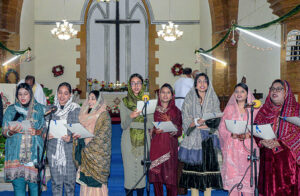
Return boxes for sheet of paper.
[247,124,276,140]
[202,112,223,120]
[64,123,94,138]
[153,121,178,133]
[8,120,31,133]
[225,120,248,134]
[46,120,67,138]
[280,116,300,126]
[137,99,158,115]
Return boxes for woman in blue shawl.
[2,83,45,196]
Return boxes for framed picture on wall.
[0,84,17,112]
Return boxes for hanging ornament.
[231,29,236,45]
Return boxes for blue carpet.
[0,124,228,195]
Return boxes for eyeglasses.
[269,87,284,92]
[130,82,142,87]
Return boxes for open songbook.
[64,123,94,138]
[202,112,223,121]
[225,120,248,134]
[137,99,158,115]
[46,120,67,138]
[247,124,276,140]
[152,121,178,133]
[8,120,31,133]
[280,116,300,126]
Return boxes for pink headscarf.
[219,89,259,149]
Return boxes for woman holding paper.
[46,82,80,196]
[254,79,299,196]
[149,83,182,195]
[73,90,111,195]
[120,73,154,196]
[218,83,259,196]
[178,73,223,196]
[2,83,45,195]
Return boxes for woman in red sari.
[254,79,300,196]
[149,83,182,196]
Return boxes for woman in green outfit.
[120,73,154,196]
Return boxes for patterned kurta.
[73,111,112,186]
[2,101,45,183]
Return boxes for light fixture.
[157,22,183,42]
[236,27,281,48]
[51,20,78,40]
[50,0,78,41]
[2,55,21,66]
[157,0,183,42]
[200,53,227,66]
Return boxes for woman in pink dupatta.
[219,83,259,196]
[149,83,182,196]
[254,80,300,196]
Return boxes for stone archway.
[76,0,159,99]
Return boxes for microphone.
[142,94,150,103]
[44,106,58,117]
[244,100,261,109]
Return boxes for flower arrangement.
[106,105,120,117]
[43,87,55,105]
[171,63,183,76]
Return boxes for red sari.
[149,94,182,187]
[254,81,300,196]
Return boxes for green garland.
[0,42,30,55]
[196,4,300,54]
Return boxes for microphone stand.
[35,112,53,196]
[126,100,151,196]
[247,105,259,196]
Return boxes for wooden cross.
[95,1,140,81]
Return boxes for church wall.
[237,0,281,99]
[32,0,82,90]
[20,0,35,78]
[151,0,201,89]
[155,25,201,89]
[33,25,80,91]
[199,0,212,80]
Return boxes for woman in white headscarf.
[46,82,80,196]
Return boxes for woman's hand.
[155,129,163,134]
[170,131,177,137]
[72,133,81,140]
[28,128,42,136]
[197,119,205,126]
[43,133,54,140]
[260,139,280,149]
[190,122,196,127]
[62,135,71,142]
[235,133,251,141]
[7,124,23,136]
[130,109,141,119]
